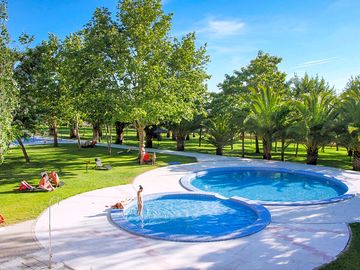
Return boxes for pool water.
[11,136,72,146]
[111,193,270,242]
[189,169,348,203]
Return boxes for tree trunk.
[106,124,112,155]
[336,143,339,151]
[347,148,353,157]
[75,114,81,150]
[306,147,318,165]
[241,131,245,158]
[274,141,277,152]
[135,122,145,165]
[176,133,186,151]
[144,126,154,148]
[198,127,202,147]
[17,137,30,163]
[281,137,285,161]
[255,134,260,154]
[52,121,58,147]
[48,125,54,136]
[262,136,272,160]
[186,134,190,141]
[166,131,170,138]
[115,122,126,144]
[295,143,299,157]
[352,150,360,171]
[216,146,223,156]
[92,123,101,142]
[171,132,176,141]
[69,125,77,139]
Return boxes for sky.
[7,0,360,93]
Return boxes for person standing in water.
[137,185,144,215]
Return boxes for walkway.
[2,143,360,269]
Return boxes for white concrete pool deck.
[30,146,360,270]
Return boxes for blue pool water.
[186,168,349,204]
[111,193,270,242]
[12,137,71,146]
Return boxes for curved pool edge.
[109,192,271,242]
[180,166,356,206]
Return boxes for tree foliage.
[0,0,18,163]
[340,75,360,170]
[293,76,338,165]
[117,0,209,162]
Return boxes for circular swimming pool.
[110,193,271,242]
[180,167,354,205]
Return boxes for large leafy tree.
[13,43,45,162]
[80,8,124,146]
[33,34,68,147]
[117,0,209,163]
[0,1,18,163]
[293,75,338,165]
[340,76,360,170]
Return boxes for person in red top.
[49,171,60,187]
[143,152,151,162]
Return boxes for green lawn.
[0,144,196,225]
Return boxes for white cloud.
[197,18,246,38]
[295,57,338,69]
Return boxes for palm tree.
[294,89,338,165]
[245,85,285,160]
[205,114,237,155]
[340,76,360,170]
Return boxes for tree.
[13,43,45,162]
[0,0,18,163]
[79,7,124,150]
[205,114,236,155]
[293,76,338,165]
[245,85,286,159]
[168,115,204,151]
[219,51,287,155]
[204,93,238,155]
[340,75,360,170]
[33,34,68,147]
[117,0,209,163]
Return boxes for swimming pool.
[180,167,354,205]
[110,193,271,242]
[11,136,74,146]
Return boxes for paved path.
[2,143,360,269]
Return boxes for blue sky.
[7,0,360,93]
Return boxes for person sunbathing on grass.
[49,171,60,187]
[38,172,54,191]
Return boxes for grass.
[0,144,196,225]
